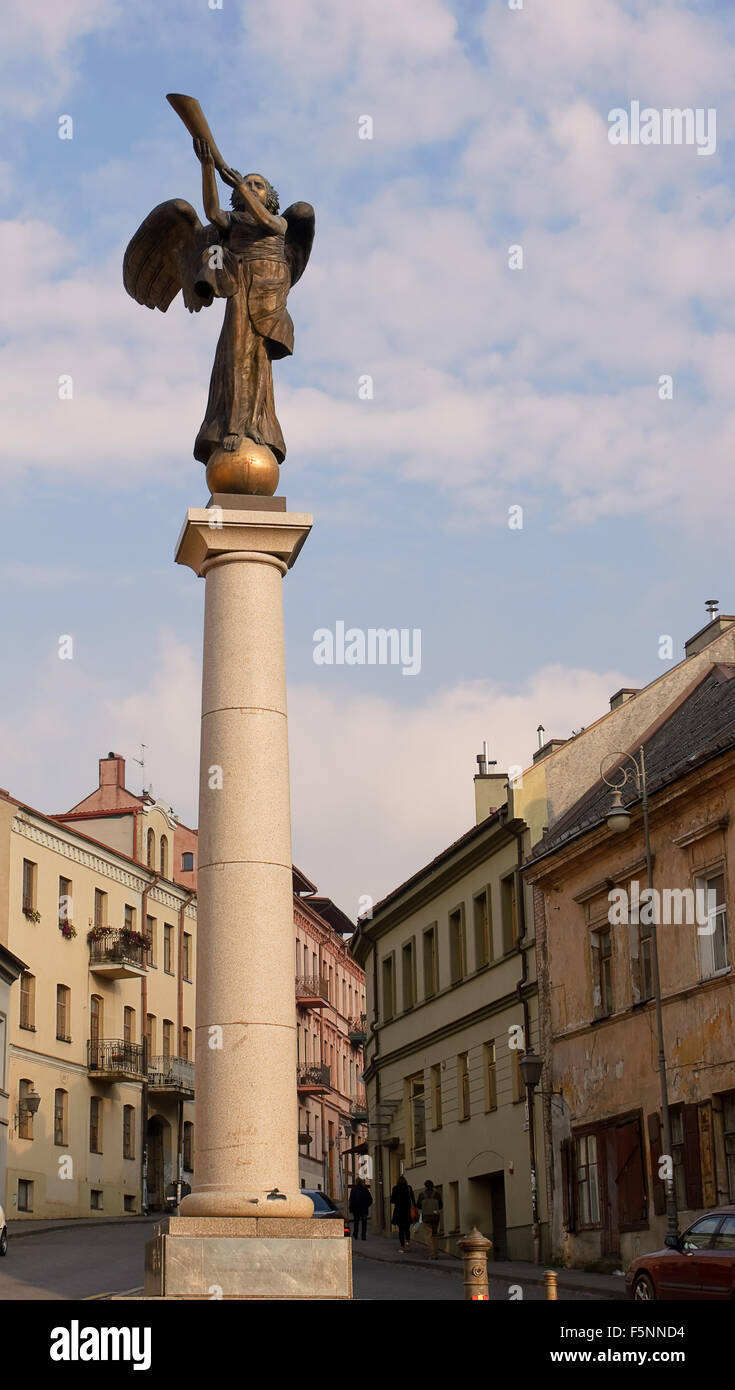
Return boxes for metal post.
[458,1226,492,1300]
[639,747,678,1238]
[526,1083,542,1264]
[544,1270,558,1300]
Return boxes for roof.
[525,663,735,869]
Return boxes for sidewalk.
[351,1229,627,1300]
[8,1215,158,1239]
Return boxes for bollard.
[457,1226,492,1300]
[545,1270,558,1300]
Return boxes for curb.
[352,1246,626,1299]
[7,1216,158,1241]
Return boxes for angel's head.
[230,171,280,215]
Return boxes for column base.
[179,1188,314,1219]
[144,1217,352,1300]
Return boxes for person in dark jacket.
[390,1173,416,1252]
[348,1177,373,1240]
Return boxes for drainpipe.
[176,889,195,1205]
[140,869,161,1217]
[368,928,384,1231]
[505,813,542,1263]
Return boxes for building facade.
[525,663,735,1268]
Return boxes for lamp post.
[601,747,678,1239]
[519,1047,543,1263]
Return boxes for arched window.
[123,1006,135,1044]
[90,995,103,1064]
[146,828,155,868]
[181,851,194,872]
[160,835,169,878]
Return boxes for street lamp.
[14,1086,41,1135]
[519,1047,543,1264]
[601,748,678,1239]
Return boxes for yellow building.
[0,755,197,1219]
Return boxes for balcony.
[297,1064,331,1094]
[148,1055,195,1099]
[88,1038,145,1081]
[295,975,330,1009]
[350,1090,368,1123]
[348,1014,368,1046]
[89,929,148,979]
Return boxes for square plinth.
[144,1219,352,1300]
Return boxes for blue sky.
[3,0,735,912]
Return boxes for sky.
[2,0,735,917]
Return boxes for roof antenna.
[705,599,719,620]
[133,743,148,797]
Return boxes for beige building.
[0,941,25,1215]
[1,754,197,1219]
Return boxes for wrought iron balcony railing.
[148,1055,195,1095]
[348,1014,368,1044]
[89,929,148,971]
[297,1064,331,1090]
[295,975,330,1006]
[87,1038,145,1077]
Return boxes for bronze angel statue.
[123,95,314,494]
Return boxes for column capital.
[175,505,313,578]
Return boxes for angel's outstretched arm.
[231,176,283,232]
[194,139,229,230]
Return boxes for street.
[0,1222,607,1301]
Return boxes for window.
[182,851,194,872]
[697,872,729,978]
[56,984,70,1041]
[17,1180,33,1212]
[124,1195,136,1213]
[164,925,173,973]
[184,1122,193,1171]
[449,905,466,984]
[160,835,169,878]
[576,1134,601,1226]
[54,1089,68,1146]
[714,1214,735,1250]
[448,1181,460,1232]
[124,904,135,931]
[123,1105,135,1160]
[681,1215,721,1251]
[431,1064,442,1129]
[629,909,653,1004]
[381,956,395,1022]
[473,888,491,968]
[19,972,35,1030]
[90,1190,103,1210]
[401,939,416,1011]
[146,1013,156,1057]
[409,1074,426,1164]
[591,927,613,1018]
[123,1006,135,1044]
[423,925,438,998]
[146,916,156,967]
[58,876,72,926]
[458,1053,470,1121]
[182,1026,192,1061]
[90,1097,102,1153]
[94,888,107,929]
[163,1020,173,1059]
[501,874,518,953]
[18,1079,35,1139]
[22,858,37,912]
[724,1093,735,1201]
[147,828,155,868]
[485,1041,497,1111]
[183,933,192,981]
[90,994,103,1045]
[671,1106,703,1212]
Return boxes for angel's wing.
[283,202,315,287]
[123,198,217,313]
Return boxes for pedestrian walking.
[390,1173,417,1252]
[417,1180,443,1259]
[348,1176,372,1240]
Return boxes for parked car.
[0,1203,7,1256]
[302,1189,350,1236]
[626,1207,735,1299]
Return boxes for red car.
[626,1207,735,1300]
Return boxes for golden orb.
[205,438,280,497]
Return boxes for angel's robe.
[193,208,293,465]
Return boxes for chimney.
[99,752,126,790]
[532,737,568,765]
[684,600,735,659]
[609,688,639,711]
[473,741,507,824]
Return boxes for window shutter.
[682,1103,703,1210]
[615,1118,647,1226]
[647,1112,665,1216]
[560,1137,576,1232]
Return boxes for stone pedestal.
[157,496,350,1298]
[145,1218,352,1301]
